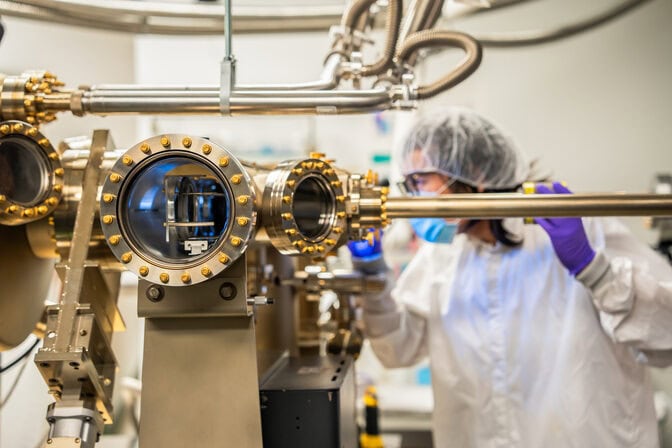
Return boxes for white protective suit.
[362,217,672,447]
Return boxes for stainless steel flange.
[99,134,257,286]
[263,154,347,256]
[0,120,63,226]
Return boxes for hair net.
[399,107,529,190]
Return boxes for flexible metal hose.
[396,30,482,99]
[360,0,403,76]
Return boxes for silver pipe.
[0,0,345,34]
[224,0,232,60]
[91,54,343,93]
[474,0,652,47]
[384,193,672,219]
[80,87,394,115]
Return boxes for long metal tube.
[384,193,672,219]
[79,54,342,95]
[77,87,394,115]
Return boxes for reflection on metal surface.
[99,135,257,286]
[383,193,672,219]
[0,120,63,226]
[263,154,347,256]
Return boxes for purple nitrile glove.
[347,229,383,262]
[535,182,596,276]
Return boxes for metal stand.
[137,255,263,447]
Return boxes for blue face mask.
[410,218,458,244]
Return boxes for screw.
[219,282,237,301]
[146,285,164,302]
[79,329,87,336]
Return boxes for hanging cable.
[0,336,41,374]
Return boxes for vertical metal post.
[220,0,236,115]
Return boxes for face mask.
[410,218,459,244]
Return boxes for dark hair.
[449,180,522,248]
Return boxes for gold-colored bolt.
[201,266,212,277]
[286,180,296,188]
[291,168,303,176]
[331,181,341,188]
[140,143,151,154]
[27,128,38,137]
[381,186,390,195]
[8,205,19,213]
[160,136,170,147]
[219,253,230,264]
[122,156,133,166]
[281,213,292,220]
[139,266,149,277]
[0,194,5,202]
[237,217,249,226]
[38,138,49,147]
[103,194,115,203]
[160,273,170,283]
[0,125,9,134]
[381,212,388,221]
[53,184,63,193]
[231,174,242,185]
[24,98,33,108]
[381,194,388,202]
[333,227,343,234]
[121,252,132,263]
[336,195,345,203]
[315,162,325,170]
[337,211,346,219]
[302,161,314,170]
[219,156,230,167]
[294,240,306,249]
[25,82,34,91]
[109,173,121,183]
[12,123,23,133]
[324,239,336,246]
[230,236,242,247]
[301,246,315,254]
[48,152,59,161]
[102,215,114,225]
[181,272,191,284]
[202,143,212,154]
[316,245,325,253]
[46,197,58,206]
[108,235,121,246]
[182,137,193,148]
[282,195,292,204]
[237,195,250,205]
[54,168,64,177]
[309,152,325,159]
[22,208,35,218]
[285,228,297,236]
[322,169,335,176]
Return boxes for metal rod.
[224,0,232,60]
[79,87,394,115]
[384,193,672,219]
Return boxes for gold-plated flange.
[0,120,63,226]
[262,155,347,256]
[99,134,257,286]
[0,71,63,125]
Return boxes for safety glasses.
[397,172,456,196]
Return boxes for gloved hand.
[347,229,383,262]
[535,182,596,276]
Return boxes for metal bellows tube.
[384,193,672,219]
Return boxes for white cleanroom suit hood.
[362,217,672,447]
